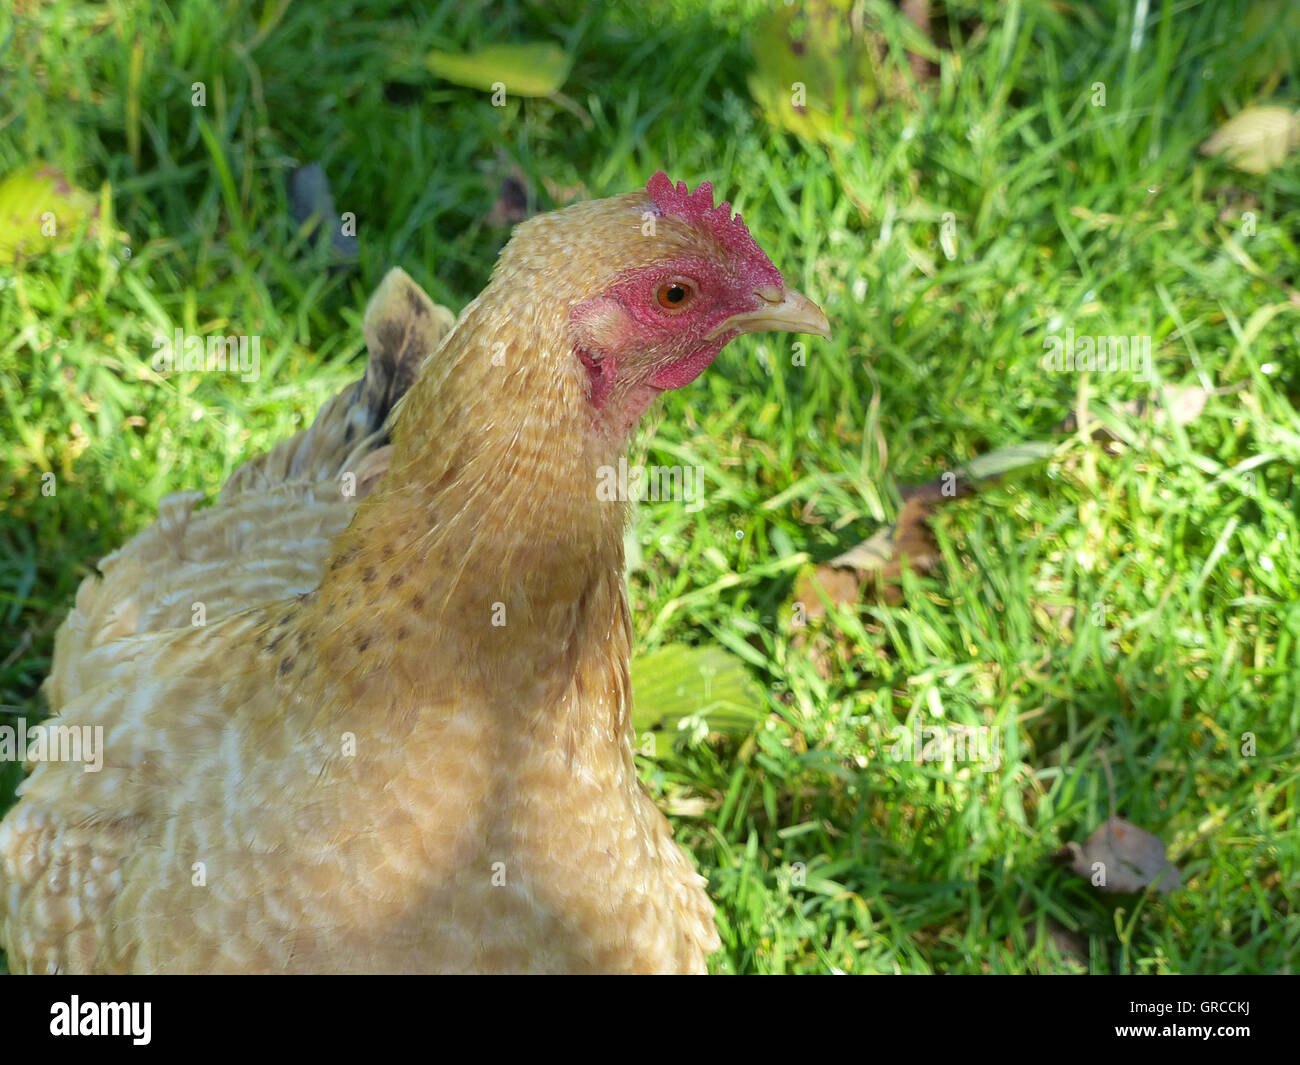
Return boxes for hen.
[0,172,829,974]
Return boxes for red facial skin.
[566,173,794,438]
[571,251,785,436]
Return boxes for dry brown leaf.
[796,497,940,614]
[1054,816,1181,895]
[788,438,1052,673]
[794,564,863,619]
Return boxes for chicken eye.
[655,280,695,310]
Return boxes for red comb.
[645,171,766,260]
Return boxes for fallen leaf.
[956,440,1059,481]
[747,0,936,145]
[427,42,571,98]
[630,644,767,739]
[747,0,882,146]
[797,496,940,614]
[1151,384,1210,426]
[795,435,1056,616]
[795,561,865,618]
[830,496,940,576]
[1054,816,1181,895]
[1199,105,1300,175]
[0,164,100,264]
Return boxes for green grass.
[1,0,1297,974]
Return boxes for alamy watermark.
[596,456,705,506]
[152,328,261,382]
[50,997,150,1045]
[0,718,103,773]
[1042,330,1151,376]
[888,720,1002,771]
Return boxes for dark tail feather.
[222,269,456,500]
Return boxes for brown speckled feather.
[0,269,463,972]
[40,269,453,712]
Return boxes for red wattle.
[648,344,721,391]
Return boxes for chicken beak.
[708,287,832,340]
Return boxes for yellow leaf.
[0,164,100,264]
[426,42,571,98]
[1199,105,1300,175]
[747,0,879,147]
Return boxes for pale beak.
[708,286,832,340]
